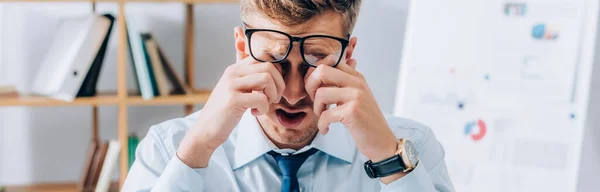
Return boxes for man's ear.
[344,36,358,68]
[234,26,249,61]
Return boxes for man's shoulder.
[144,111,201,156]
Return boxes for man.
[123,0,454,191]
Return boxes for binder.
[77,14,115,97]
[32,14,112,102]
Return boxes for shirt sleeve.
[380,121,456,192]
[121,126,207,192]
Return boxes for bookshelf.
[0,0,235,190]
[0,94,119,107]
[5,182,118,192]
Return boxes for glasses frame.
[243,25,350,68]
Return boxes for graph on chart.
[464,119,487,141]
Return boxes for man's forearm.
[176,133,215,168]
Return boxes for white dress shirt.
[122,110,455,192]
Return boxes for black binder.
[76,14,115,97]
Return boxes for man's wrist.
[367,136,410,184]
[367,136,398,162]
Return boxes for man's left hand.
[305,59,407,183]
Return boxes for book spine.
[126,18,154,100]
[141,34,159,96]
[95,140,121,192]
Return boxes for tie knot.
[269,148,318,177]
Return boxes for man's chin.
[260,115,319,147]
[271,126,319,146]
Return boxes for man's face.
[234,11,357,148]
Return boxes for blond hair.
[241,0,362,34]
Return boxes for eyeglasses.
[243,23,350,68]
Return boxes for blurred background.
[0,0,598,191]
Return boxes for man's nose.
[281,48,308,105]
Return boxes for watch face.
[404,140,419,165]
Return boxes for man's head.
[234,0,361,149]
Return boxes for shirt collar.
[233,110,356,170]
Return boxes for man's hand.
[305,59,406,183]
[177,57,285,168]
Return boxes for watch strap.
[365,154,407,178]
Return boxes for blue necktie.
[268,148,319,192]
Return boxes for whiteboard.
[0,4,4,83]
[394,0,598,191]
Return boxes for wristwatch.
[363,138,419,179]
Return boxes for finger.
[237,55,262,66]
[237,62,285,101]
[335,58,360,76]
[317,104,348,135]
[233,73,278,103]
[313,87,353,115]
[346,59,358,69]
[305,65,359,101]
[237,91,269,115]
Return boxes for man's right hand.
[176,57,285,168]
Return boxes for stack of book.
[80,140,120,192]
[80,132,140,192]
[126,17,191,100]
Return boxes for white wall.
[0,0,411,185]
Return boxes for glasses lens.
[249,31,291,62]
[303,37,343,66]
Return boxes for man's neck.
[269,134,316,151]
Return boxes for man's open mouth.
[276,109,307,128]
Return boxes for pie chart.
[464,119,487,141]
[532,23,559,40]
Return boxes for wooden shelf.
[0,94,119,107]
[0,91,211,107]
[4,181,118,192]
[126,90,210,106]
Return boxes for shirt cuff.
[152,155,206,192]
[379,163,436,192]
